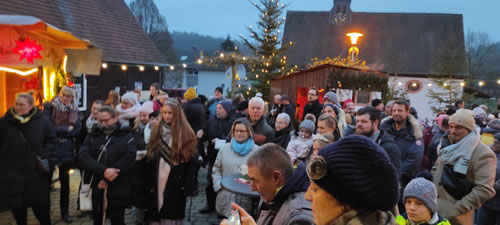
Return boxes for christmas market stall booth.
[0,15,100,114]
[270,63,389,121]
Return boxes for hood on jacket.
[381,114,422,139]
[272,162,310,204]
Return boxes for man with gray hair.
[221,143,313,225]
[249,97,275,145]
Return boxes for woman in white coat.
[212,118,259,217]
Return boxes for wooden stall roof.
[271,64,389,105]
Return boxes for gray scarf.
[438,126,481,175]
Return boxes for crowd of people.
[0,83,499,225]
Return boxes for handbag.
[16,129,50,174]
[440,164,473,200]
[79,137,113,211]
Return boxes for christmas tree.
[241,0,291,101]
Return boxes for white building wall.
[181,64,247,99]
[388,76,463,123]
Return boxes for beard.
[355,126,375,137]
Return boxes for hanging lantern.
[12,37,44,64]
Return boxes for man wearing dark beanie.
[432,109,496,225]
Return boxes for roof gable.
[0,0,165,65]
[282,11,466,75]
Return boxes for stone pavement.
[0,167,222,225]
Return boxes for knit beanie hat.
[323,103,339,116]
[139,101,154,114]
[404,178,438,214]
[121,92,138,106]
[299,119,315,134]
[323,92,339,106]
[449,109,475,131]
[307,135,399,211]
[61,86,76,97]
[218,100,232,114]
[184,87,197,100]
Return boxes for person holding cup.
[212,118,259,217]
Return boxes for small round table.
[221,174,260,198]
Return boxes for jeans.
[50,163,72,216]
[11,204,51,225]
[477,207,500,225]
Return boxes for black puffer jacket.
[78,124,137,209]
[375,130,402,180]
[130,126,148,208]
[251,116,275,146]
[0,108,56,211]
[302,100,322,121]
[201,114,234,162]
[183,97,206,133]
[42,103,81,165]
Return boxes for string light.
[498,79,500,84]
[102,63,108,69]
[170,65,175,70]
[428,83,432,87]
[182,63,187,68]
[197,59,202,64]
[121,65,127,71]
[154,66,159,71]
[0,66,38,76]
[139,65,145,71]
[459,82,465,87]
[478,81,485,87]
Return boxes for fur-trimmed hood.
[381,114,422,139]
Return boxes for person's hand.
[219,203,257,225]
[197,130,204,139]
[68,125,74,132]
[103,168,120,182]
[212,138,217,144]
[97,180,108,190]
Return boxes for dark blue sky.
[128,0,500,42]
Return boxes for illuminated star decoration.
[12,37,44,64]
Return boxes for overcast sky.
[127,0,500,42]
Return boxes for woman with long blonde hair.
[146,99,197,225]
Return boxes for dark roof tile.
[282,11,466,75]
[0,0,166,65]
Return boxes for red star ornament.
[12,37,44,64]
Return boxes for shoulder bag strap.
[82,136,113,185]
